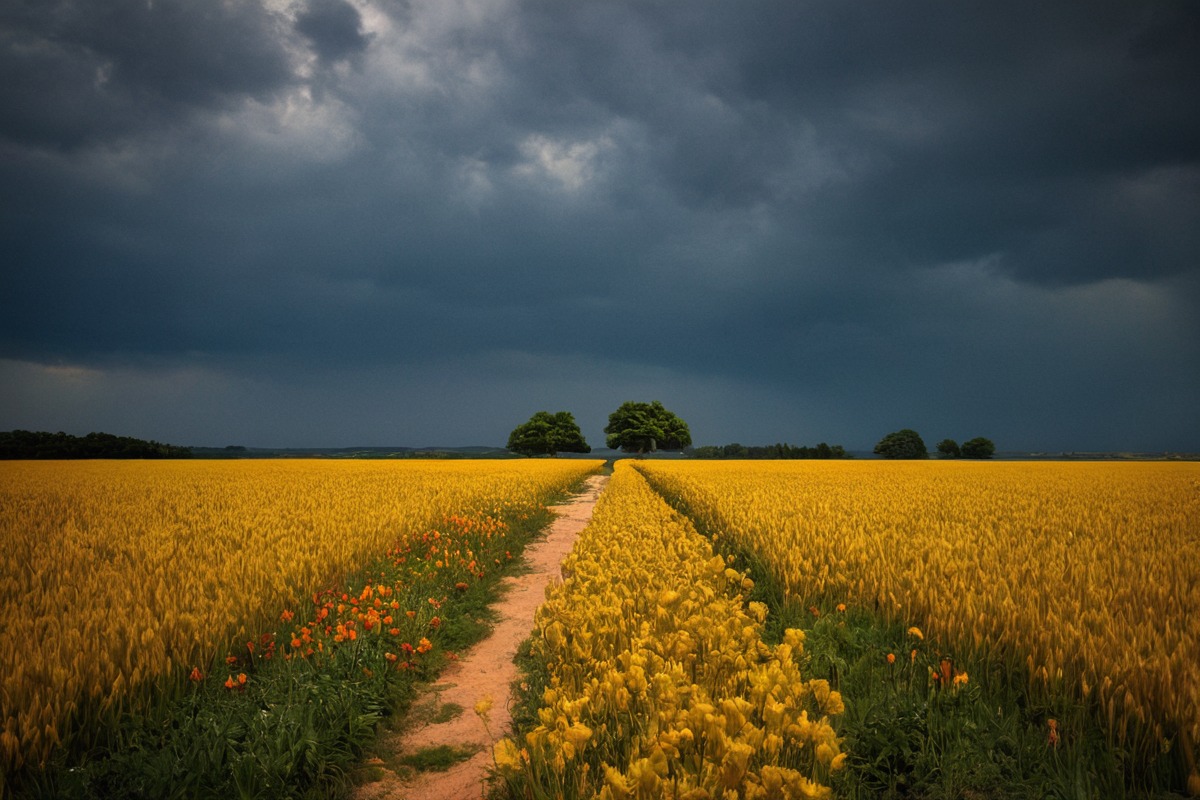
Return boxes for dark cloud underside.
[295,0,366,63]
[1,0,1197,450]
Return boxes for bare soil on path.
[352,473,608,800]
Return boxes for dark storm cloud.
[0,0,297,151]
[493,1,1200,285]
[295,0,367,64]
[1,0,1197,450]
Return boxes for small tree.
[604,401,691,454]
[936,439,961,458]
[506,411,590,457]
[960,437,996,459]
[874,429,928,459]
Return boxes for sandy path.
[353,473,607,800]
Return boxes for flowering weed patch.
[0,459,600,797]
[636,460,1200,795]
[498,461,844,799]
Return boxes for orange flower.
[237,673,248,686]
[836,603,846,613]
[1047,719,1059,748]
[189,667,204,682]
[280,609,294,622]
[886,653,896,665]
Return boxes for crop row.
[498,461,845,800]
[0,459,599,779]
[633,460,1200,789]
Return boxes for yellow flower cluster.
[496,462,844,799]
[635,460,1200,780]
[0,458,599,774]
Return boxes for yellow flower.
[627,757,661,794]
[783,628,805,648]
[907,626,924,640]
[474,696,493,717]
[603,765,631,800]
[563,723,592,749]
[719,742,753,789]
[492,738,520,770]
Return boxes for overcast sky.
[2,1,1198,451]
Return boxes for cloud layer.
[2,0,1198,450]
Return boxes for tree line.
[506,408,996,461]
[0,430,193,459]
[874,429,995,459]
[507,402,850,460]
[507,401,692,457]
[688,442,848,459]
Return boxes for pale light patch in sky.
[362,0,511,98]
[352,0,392,41]
[513,134,615,193]
[455,155,495,208]
[413,0,515,38]
[220,86,361,162]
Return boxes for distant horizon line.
[187,444,1200,459]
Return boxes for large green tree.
[936,438,961,458]
[960,437,996,459]
[506,411,590,457]
[873,429,929,459]
[604,401,691,454]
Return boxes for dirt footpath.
[353,473,607,800]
